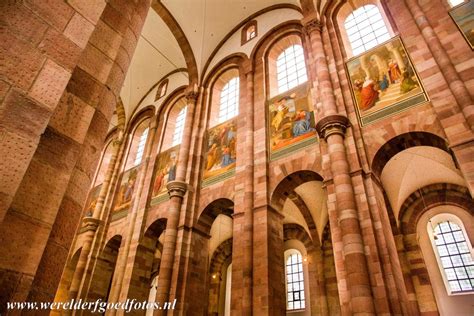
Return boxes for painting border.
[266,83,318,160]
[201,118,237,187]
[449,0,474,50]
[344,35,429,127]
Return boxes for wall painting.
[84,184,102,217]
[202,119,237,187]
[267,83,317,160]
[113,165,139,219]
[150,145,180,205]
[346,36,428,126]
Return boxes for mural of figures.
[84,184,102,216]
[114,166,139,212]
[449,0,474,49]
[346,36,428,126]
[267,83,316,160]
[203,119,237,182]
[151,145,180,198]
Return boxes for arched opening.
[128,218,167,303]
[271,171,333,315]
[208,238,233,316]
[113,116,152,214]
[87,235,122,301]
[265,34,316,159]
[373,131,471,315]
[53,248,82,306]
[399,189,474,315]
[267,34,308,98]
[187,199,234,315]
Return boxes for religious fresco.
[346,36,428,126]
[449,0,474,49]
[113,166,139,213]
[202,119,237,186]
[267,83,317,160]
[151,145,180,200]
[84,184,102,216]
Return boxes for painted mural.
[202,119,236,185]
[151,145,180,199]
[84,184,102,216]
[267,83,317,160]
[346,36,428,126]
[449,0,474,49]
[113,166,139,213]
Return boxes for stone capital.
[82,217,103,232]
[303,18,322,35]
[185,91,199,103]
[167,180,188,198]
[315,114,350,140]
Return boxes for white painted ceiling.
[119,0,301,123]
[162,0,300,75]
[120,9,187,120]
[381,146,466,223]
[282,180,328,241]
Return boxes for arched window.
[241,20,257,45]
[344,4,391,56]
[285,250,305,310]
[277,45,308,94]
[247,25,256,41]
[430,218,474,293]
[172,106,187,146]
[134,127,149,166]
[123,117,151,171]
[218,77,239,123]
[155,79,168,101]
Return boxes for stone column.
[252,205,286,315]
[67,134,125,302]
[154,91,198,313]
[316,116,375,315]
[395,235,421,316]
[231,62,254,315]
[106,117,158,309]
[404,0,474,128]
[305,18,376,314]
[154,180,187,310]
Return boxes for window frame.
[155,79,168,101]
[218,77,240,124]
[284,249,306,311]
[134,127,149,166]
[171,106,187,146]
[241,20,258,45]
[276,44,308,94]
[428,213,474,295]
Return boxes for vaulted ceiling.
[119,0,302,123]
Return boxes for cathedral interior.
[1,0,474,315]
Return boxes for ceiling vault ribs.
[151,0,199,84]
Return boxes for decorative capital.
[167,180,188,198]
[303,18,322,35]
[315,114,350,140]
[82,217,102,232]
[185,91,199,103]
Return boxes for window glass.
[344,5,391,55]
[172,107,187,146]
[433,220,474,293]
[286,252,305,310]
[134,127,149,166]
[219,77,239,123]
[277,45,308,94]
